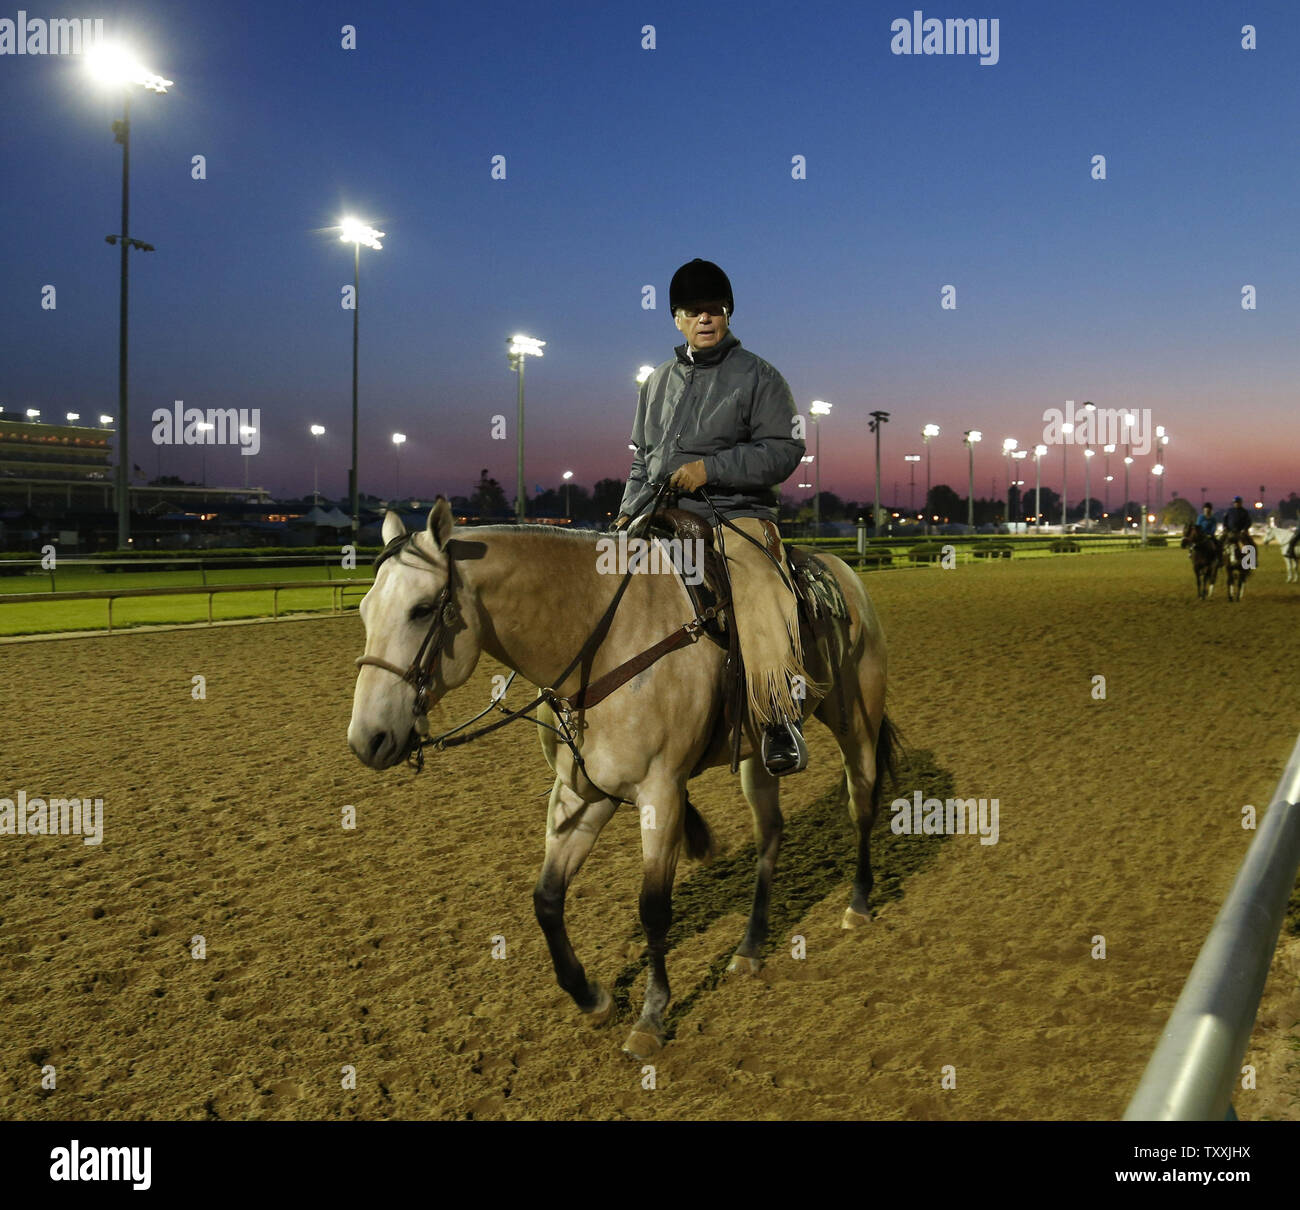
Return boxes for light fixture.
[339,217,384,250]
[85,42,173,93]
[509,334,546,358]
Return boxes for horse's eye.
[409,602,437,621]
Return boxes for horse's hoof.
[582,982,615,1027]
[621,1029,663,1060]
[726,954,763,976]
[841,907,871,929]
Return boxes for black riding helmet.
[669,258,733,316]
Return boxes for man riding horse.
[1194,501,1218,544]
[1182,502,1222,599]
[614,258,810,777]
[1221,495,1256,563]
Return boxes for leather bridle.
[354,530,461,718]
[352,481,728,786]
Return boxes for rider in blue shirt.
[1194,502,1216,539]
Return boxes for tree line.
[458,471,1300,528]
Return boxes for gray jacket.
[618,331,805,523]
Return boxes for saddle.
[646,509,851,773]
[646,509,848,630]
[644,508,729,646]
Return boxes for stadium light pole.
[1060,422,1073,529]
[338,218,384,537]
[508,334,545,522]
[392,432,406,501]
[963,430,981,528]
[1103,443,1116,529]
[869,411,890,534]
[1150,462,1164,531]
[1002,437,1017,528]
[1079,401,1095,529]
[310,424,325,505]
[562,469,574,519]
[1083,447,1095,529]
[1033,444,1047,531]
[904,454,921,518]
[811,400,831,537]
[921,423,939,535]
[1123,452,1134,530]
[1156,426,1168,519]
[195,421,213,486]
[239,425,256,489]
[86,43,171,550]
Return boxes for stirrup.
[761,719,808,777]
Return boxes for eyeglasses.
[678,304,728,319]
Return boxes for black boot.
[761,719,808,777]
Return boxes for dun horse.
[348,498,894,1059]
[1180,523,1221,600]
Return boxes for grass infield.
[0,565,372,636]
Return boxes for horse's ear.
[381,510,407,546]
[427,496,454,550]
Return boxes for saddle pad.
[789,548,849,623]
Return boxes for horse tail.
[871,711,902,817]
[683,793,716,862]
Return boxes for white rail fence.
[1125,730,1300,1120]
[0,579,372,633]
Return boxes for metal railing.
[790,532,1160,570]
[0,579,372,633]
[1124,730,1300,1120]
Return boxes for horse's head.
[1180,523,1196,548]
[348,498,482,769]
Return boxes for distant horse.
[348,499,895,1059]
[1262,517,1298,584]
[1222,531,1255,602]
[1180,523,1221,600]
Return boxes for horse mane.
[458,524,604,544]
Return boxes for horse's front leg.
[727,757,783,975]
[622,780,683,1061]
[533,779,619,1025]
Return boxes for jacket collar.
[675,330,740,367]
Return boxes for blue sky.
[2,0,1297,509]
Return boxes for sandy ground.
[1,546,1298,1121]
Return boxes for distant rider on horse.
[1222,496,1255,564]
[1194,501,1217,543]
[615,258,811,777]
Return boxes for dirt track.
[2,547,1298,1120]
